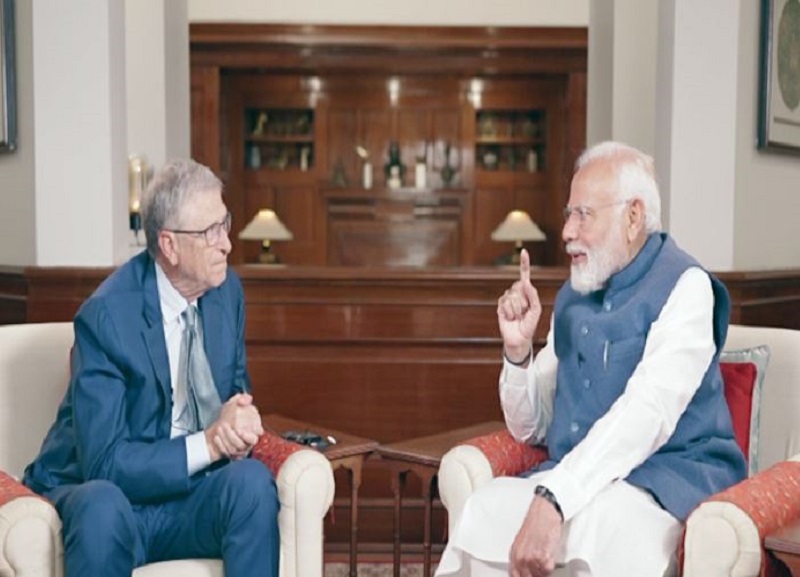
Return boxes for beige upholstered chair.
[437,324,800,576]
[0,322,335,577]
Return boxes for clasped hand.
[205,393,263,462]
[497,249,542,364]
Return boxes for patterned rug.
[324,562,434,577]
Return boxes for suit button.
[603,301,612,312]
[583,378,591,389]
[570,422,580,433]
[580,326,589,336]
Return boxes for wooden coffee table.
[262,413,379,577]
[377,421,506,577]
[766,519,800,576]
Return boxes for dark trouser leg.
[146,458,280,577]
[47,480,142,577]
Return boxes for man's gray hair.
[141,159,223,258]
[576,141,662,233]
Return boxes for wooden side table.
[377,421,506,577]
[766,519,800,576]
[262,413,378,577]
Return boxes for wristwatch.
[534,485,564,521]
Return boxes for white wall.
[656,0,739,271]
[31,0,128,266]
[0,0,36,266]
[188,0,589,26]
[587,0,658,153]
[126,0,190,173]
[734,0,800,270]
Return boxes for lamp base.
[258,248,280,265]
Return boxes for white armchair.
[0,322,335,577]
[437,324,800,576]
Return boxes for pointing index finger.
[519,249,531,284]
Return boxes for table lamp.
[490,210,546,265]
[238,209,294,264]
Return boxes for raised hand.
[496,249,542,364]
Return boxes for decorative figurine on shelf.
[252,112,269,136]
[331,158,349,188]
[300,146,311,172]
[482,147,499,170]
[247,144,262,169]
[527,148,539,172]
[356,145,373,190]
[384,141,405,190]
[415,141,428,190]
[440,141,456,188]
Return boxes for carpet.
[324,562,436,577]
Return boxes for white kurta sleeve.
[539,267,716,521]
[500,316,559,444]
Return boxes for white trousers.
[435,474,682,577]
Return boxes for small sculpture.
[252,112,269,136]
[384,141,406,189]
[440,142,457,188]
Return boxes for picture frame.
[758,0,800,152]
[0,0,16,152]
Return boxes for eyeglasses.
[167,212,232,246]
[563,200,630,224]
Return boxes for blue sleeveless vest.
[532,233,746,521]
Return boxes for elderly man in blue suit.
[23,159,279,577]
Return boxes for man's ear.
[627,198,646,241]
[159,231,179,266]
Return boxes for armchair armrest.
[0,471,63,577]
[682,458,800,577]
[438,429,547,536]
[251,431,335,577]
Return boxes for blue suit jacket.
[23,251,251,504]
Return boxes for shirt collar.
[155,262,193,325]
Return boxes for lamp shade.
[491,210,546,242]
[238,209,294,242]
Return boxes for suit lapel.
[141,258,172,404]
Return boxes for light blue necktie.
[176,305,222,433]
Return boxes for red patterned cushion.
[721,361,757,460]
[251,431,306,476]
[466,429,547,478]
[0,470,45,507]
[720,345,770,476]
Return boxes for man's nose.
[562,215,579,243]
[220,230,232,254]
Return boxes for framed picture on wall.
[0,0,16,152]
[758,0,800,152]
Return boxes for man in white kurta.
[435,142,746,577]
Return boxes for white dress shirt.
[155,263,213,475]
[499,266,716,521]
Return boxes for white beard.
[568,226,627,295]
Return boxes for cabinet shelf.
[246,134,314,144]
[475,109,546,173]
[475,136,544,146]
[244,108,315,171]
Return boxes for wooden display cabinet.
[190,24,587,267]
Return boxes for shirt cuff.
[537,466,589,522]
[186,431,212,476]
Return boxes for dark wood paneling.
[0,267,27,325]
